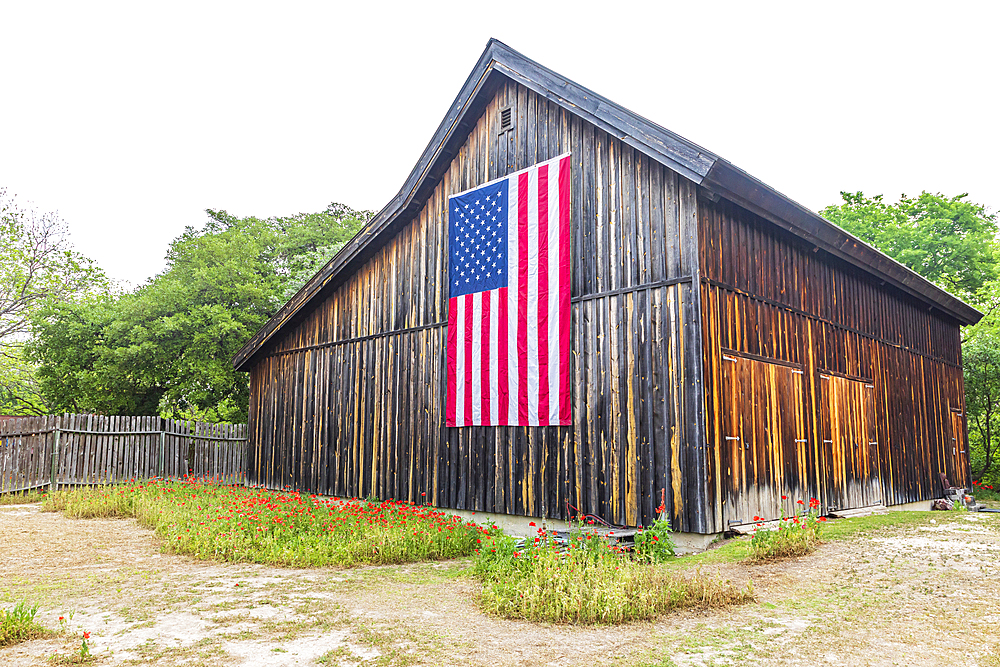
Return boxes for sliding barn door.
[722,354,810,524]
[820,375,882,510]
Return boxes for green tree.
[0,188,108,414]
[963,332,1000,485]
[822,191,998,301]
[30,203,370,422]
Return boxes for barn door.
[820,374,882,511]
[722,353,808,524]
[949,408,968,488]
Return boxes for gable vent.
[498,106,513,133]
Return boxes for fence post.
[158,418,166,479]
[50,415,62,492]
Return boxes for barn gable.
[234,39,980,535]
[232,39,978,373]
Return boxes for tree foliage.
[29,203,370,422]
[0,188,108,415]
[821,191,998,302]
[823,191,1000,485]
[963,332,1000,482]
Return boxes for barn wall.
[699,197,969,524]
[248,79,716,532]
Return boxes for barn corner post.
[677,179,714,536]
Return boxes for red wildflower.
[83,631,90,639]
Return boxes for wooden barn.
[232,39,981,537]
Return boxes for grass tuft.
[473,529,754,624]
[0,489,47,506]
[0,601,50,647]
[45,479,495,568]
[746,498,825,562]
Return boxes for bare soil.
[1,504,998,667]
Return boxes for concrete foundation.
[444,507,722,555]
[885,499,935,513]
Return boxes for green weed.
[0,600,50,647]
[633,513,676,563]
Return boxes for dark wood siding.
[247,79,714,532]
[700,197,969,524]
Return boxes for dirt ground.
[1,504,999,667]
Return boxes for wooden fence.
[0,414,248,493]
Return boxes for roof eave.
[701,159,984,326]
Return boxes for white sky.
[2,1,997,287]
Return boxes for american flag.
[446,153,571,427]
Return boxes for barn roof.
[232,38,982,371]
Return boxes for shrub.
[0,601,49,647]
[747,497,825,562]
[973,480,1000,501]
[473,526,753,624]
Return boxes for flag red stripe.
[536,164,550,424]
[517,171,530,426]
[446,296,458,427]
[481,290,491,422]
[464,293,474,426]
[558,156,572,423]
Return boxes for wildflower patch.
[747,497,825,562]
[44,479,494,568]
[473,523,754,624]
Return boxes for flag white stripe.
[526,168,540,425]
[489,287,500,425]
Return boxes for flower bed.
[45,478,492,568]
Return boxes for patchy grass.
[0,489,47,506]
[818,510,944,540]
[473,529,754,624]
[981,644,1000,667]
[44,479,494,568]
[0,600,50,647]
[640,509,955,575]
